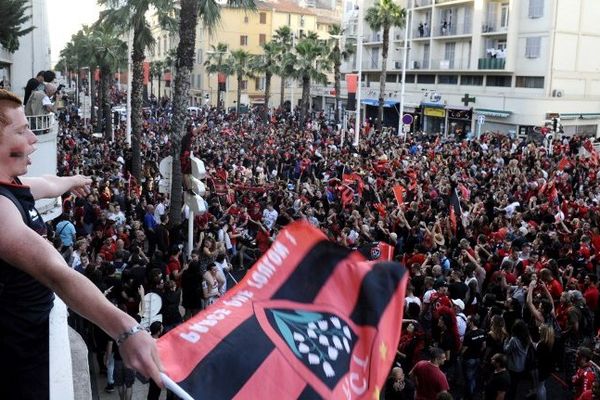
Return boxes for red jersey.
[584,286,600,311]
[411,360,449,400]
[573,365,596,397]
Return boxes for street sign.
[402,114,414,125]
[403,124,411,133]
[477,114,486,125]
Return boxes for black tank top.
[0,181,54,324]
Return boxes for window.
[461,75,483,86]
[196,49,203,64]
[259,12,266,24]
[386,74,397,83]
[417,74,435,84]
[157,40,161,57]
[259,34,266,45]
[438,75,458,84]
[528,0,544,18]
[525,37,541,58]
[516,76,544,88]
[197,74,202,89]
[404,74,415,83]
[444,42,456,69]
[240,35,248,46]
[500,3,509,27]
[241,80,248,90]
[486,75,512,87]
[255,77,265,91]
[244,16,249,23]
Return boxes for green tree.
[91,22,127,139]
[365,0,406,131]
[286,34,330,124]
[0,0,34,53]
[326,24,354,124]
[227,49,254,114]
[98,0,177,182]
[272,26,294,108]
[168,0,255,227]
[204,42,229,110]
[250,41,278,121]
[149,60,165,99]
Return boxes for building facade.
[338,0,600,137]
[0,0,51,100]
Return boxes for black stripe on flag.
[272,240,352,303]
[297,384,322,399]
[179,315,274,399]
[350,262,406,327]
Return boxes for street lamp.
[399,0,413,142]
[354,1,364,147]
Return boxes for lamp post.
[126,28,133,146]
[398,0,412,141]
[354,1,364,146]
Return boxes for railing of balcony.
[478,57,506,69]
[26,113,56,135]
[431,58,470,70]
[414,0,432,7]
[436,0,473,4]
[482,23,508,34]
[434,22,472,37]
[413,25,432,38]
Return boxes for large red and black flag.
[157,221,408,399]
[449,187,462,236]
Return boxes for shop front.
[473,108,515,138]
[445,106,472,138]
[422,102,446,135]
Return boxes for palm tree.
[326,24,354,125]
[149,60,165,99]
[204,42,229,110]
[167,0,255,227]
[98,0,177,182]
[227,49,254,114]
[0,0,34,53]
[71,26,98,128]
[365,0,406,131]
[91,22,127,139]
[286,34,330,124]
[272,26,294,108]
[250,41,277,121]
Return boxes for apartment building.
[339,0,600,137]
[0,0,51,100]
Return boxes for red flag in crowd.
[373,202,387,217]
[393,185,405,207]
[342,173,365,197]
[449,188,461,235]
[584,139,599,166]
[558,157,570,171]
[157,222,408,399]
[359,242,394,262]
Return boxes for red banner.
[157,222,408,399]
[143,62,150,85]
[393,185,405,206]
[345,74,358,94]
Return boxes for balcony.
[413,25,432,39]
[436,0,474,4]
[411,59,430,69]
[414,0,432,7]
[433,22,472,37]
[481,23,508,34]
[431,58,470,70]
[478,57,506,70]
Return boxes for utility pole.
[399,0,412,141]
[353,1,363,146]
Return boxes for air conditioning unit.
[395,34,402,40]
[395,61,402,69]
[552,89,564,97]
[413,61,420,69]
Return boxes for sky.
[47,0,102,66]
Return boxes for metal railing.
[478,57,506,69]
[414,0,432,6]
[413,25,432,38]
[482,23,508,34]
[431,58,471,69]
[434,22,472,37]
[436,0,473,4]
[26,113,57,135]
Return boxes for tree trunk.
[301,75,310,126]
[158,74,162,101]
[131,33,145,183]
[90,69,96,128]
[377,25,390,132]
[97,68,104,132]
[216,76,222,110]
[264,69,271,122]
[101,65,112,140]
[334,58,341,125]
[150,74,154,99]
[237,74,242,114]
[280,77,285,109]
[168,0,199,227]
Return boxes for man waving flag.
[157,221,408,399]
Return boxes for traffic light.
[184,153,207,215]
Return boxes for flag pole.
[161,372,195,400]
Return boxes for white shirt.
[263,208,278,230]
[405,294,422,309]
[154,202,166,224]
[456,313,467,340]
[214,259,229,295]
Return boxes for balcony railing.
[436,0,473,4]
[482,23,508,34]
[410,59,430,69]
[413,25,432,38]
[26,113,57,135]
[478,57,506,70]
[414,0,432,6]
[431,58,470,70]
[434,22,472,37]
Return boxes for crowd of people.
[44,93,600,400]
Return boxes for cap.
[451,299,465,311]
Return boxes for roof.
[256,0,317,15]
[316,14,340,25]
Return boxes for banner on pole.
[157,221,408,399]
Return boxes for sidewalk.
[94,358,167,400]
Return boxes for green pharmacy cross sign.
[461,93,476,107]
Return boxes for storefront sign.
[424,107,446,118]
